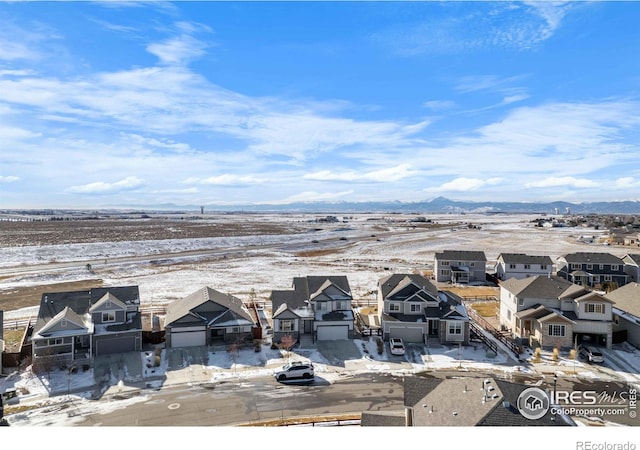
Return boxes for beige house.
[500,276,614,349]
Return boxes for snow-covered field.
[0,213,615,321]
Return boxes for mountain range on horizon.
[125,196,640,215]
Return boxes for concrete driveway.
[315,340,361,366]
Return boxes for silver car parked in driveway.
[579,346,604,363]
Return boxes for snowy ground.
[0,213,616,322]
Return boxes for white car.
[389,338,405,356]
[579,346,604,363]
[274,361,314,381]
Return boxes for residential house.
[377,273,469,345]
[556,252,627,289]
[495,253,553,281]
[434,250,487,284]
[499,276,614,349]
[31,286,143,367]
[622,254,640,283]
[362,375,572,426]
[164,286,257,348]
[604,282,640,349]
[270,275,354,343]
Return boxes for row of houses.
[436,250,640,288]
[5,251,640,370]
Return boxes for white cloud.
[430,177,503,192]
[184,175,267,186]
[525,177,600,189]
[0,175,20,183]
[303,164,419,183]
[276,190,354,204]
[66,176,145,194]
[615,177,640,189]
[422,100,456,111]
[147,34,210,66]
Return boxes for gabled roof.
[500,275,588,300]
[622,254,640,266]
[605,282,640,318]
[497,253,553,265]
[558,252,624,265]
[270,275,352,312]
[165,286,253,326]
[435,250,487,262]
[378,273,438,301]
[573,291,614,304]
[36,306,91,337]
[89,292,127,312]
[33,286,139,335]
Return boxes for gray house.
[604,282,640,349]
[377,273,469,345]
[270,275,354,343]
[31,286,143,367]
[434,250,487,284]
[164,287,257,348]
[495,253,553,281]
[622,254,640,283]
[556,252,627,289]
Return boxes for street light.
[553,373,558,410]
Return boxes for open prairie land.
[0,212,620,322]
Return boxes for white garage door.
[389,327,423,343]
[171,331,206,347]
[317,325,349,340]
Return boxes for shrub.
[533,347,541,363]
[552,348,559,361]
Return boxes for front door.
[428,320,438,336]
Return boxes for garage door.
[95,336,137,356]
[317,325,349,340]
[389,327,423,343]
[171,331,206,347]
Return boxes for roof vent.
[503,401,511,409]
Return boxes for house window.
[548,324,565,337]
[599,264,604,270]
[61,319,67,327]
[442,260,450,266]
[524,264,531,270]
[586,264,593,270]
[389,303,400,312]
[48,338,64,346]
[611,265,619,271]
[571,263,581,270]
[279,320,294,332]
[604,275,612,282]
[231,327,240,333]
[509,264,516,269]
[410,304,421,313]
[541,265,547,270]
[507,310,511,320]
[102,311,115,322]
[585,303,605,314]
[448,322,462,335]
[440,269,450,276]
[469,262,475,267]
[518,298,524,306]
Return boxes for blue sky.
[1,1,640,208]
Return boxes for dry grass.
[295,248,343,257]
[469,301,499,318]
[0,279,104,312]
